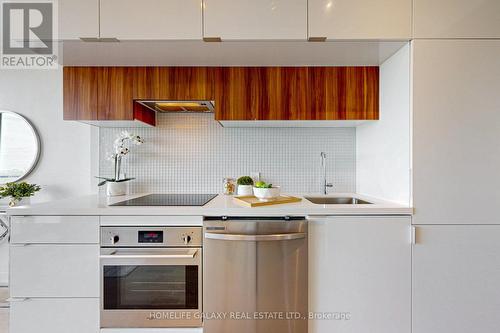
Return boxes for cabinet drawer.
[10,298,99,333]
[10,216,99,244]
[10,245,99,297]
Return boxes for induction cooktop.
[110,194,218,206]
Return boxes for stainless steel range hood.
[136,100,215,113]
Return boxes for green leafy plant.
[0,182,41,207]
[237,176,254,186]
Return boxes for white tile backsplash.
[99,113,356,194]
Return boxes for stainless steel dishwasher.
[203,216,308,333]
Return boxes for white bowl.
[253,186,281,201]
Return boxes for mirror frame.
[0,110,41,184]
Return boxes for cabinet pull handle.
[411,226,416,245]
[203,37,222,42]
[6,298,31,303]
[308,37,327,42]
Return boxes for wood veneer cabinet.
[63,66,379,124]
[134,67,215,100]
[63,67,98,120]
[214,66,379,121]
[214,67,308,120]
[308,67,379,120]
[97,67,135,120]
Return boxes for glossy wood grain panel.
[265,67,308,120]
[345,67,379,120]
[216,66,378,121]
[215,67,309,121]
[214,67,255,120]
[97,67,135,120]
[308,67,379,120]
[63,67,98,120]
[64,66,378,123]
[134,67,215,100]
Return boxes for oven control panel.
[101,226,202,247]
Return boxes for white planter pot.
[106,181,130,197]
[237,185,254,196]
[9,197,31,207]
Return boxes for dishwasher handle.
[205,232,306,242]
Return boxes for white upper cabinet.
[414,0,500,38]
[58,0,99,40]
[100,0,202,40]
[203,0,307,40]
[308,0,411,40]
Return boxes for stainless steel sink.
[305,196,373,205]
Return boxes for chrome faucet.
[320,152,333,195]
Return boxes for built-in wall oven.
[100,226,202,328]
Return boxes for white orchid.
[97,132,144,185]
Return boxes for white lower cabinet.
[10,298,99,333]
[308,216,411,333]
[10,244,99,297]
[413,225,500,333]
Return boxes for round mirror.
[0,111,41,184]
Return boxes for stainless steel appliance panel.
[100,226,202,328]
[203,217,308,333]
[101,226,201,247]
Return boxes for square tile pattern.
[99,114,356,194]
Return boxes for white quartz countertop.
[6,193,413,216]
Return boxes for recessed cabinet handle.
[308,37,327,42]
[203,37,222,42]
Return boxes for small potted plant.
[97,131,144,196]
[0,182,41,207]
[237,176,254,196]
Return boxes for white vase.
[237,185,254,196]
[106,181,130,197]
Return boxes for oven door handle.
[204,232,306,241]
[100,249,198,259]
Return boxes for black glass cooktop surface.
[111,194,218,206]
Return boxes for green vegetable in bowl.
[254,181,273,189]
[237,176,254,186]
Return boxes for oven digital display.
[138,230,164,243]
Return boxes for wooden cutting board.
[233,195,302,207]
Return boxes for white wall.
[356,44,411,205]
[0,69,94,203]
